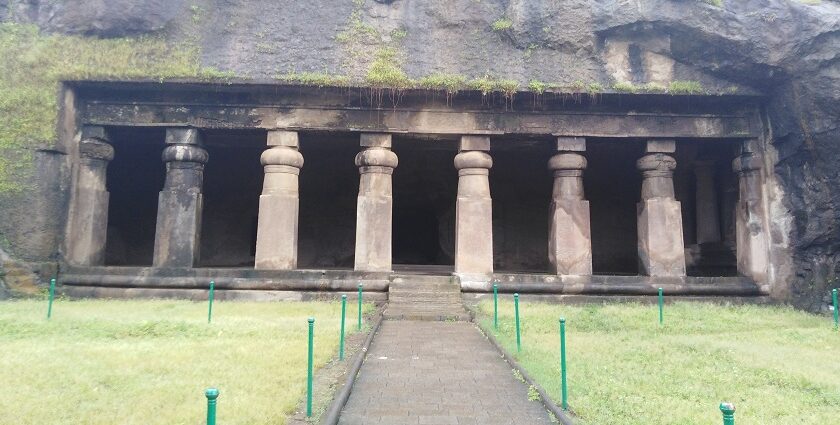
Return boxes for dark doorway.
[104,127,166,266]
[392,137,457,267]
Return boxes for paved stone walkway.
[338,321,553,425]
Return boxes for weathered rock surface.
[2,0,839,308]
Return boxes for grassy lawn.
[0,298,372,424]
[477,300,840,425]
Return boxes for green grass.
[0,23,226,194]
[477,301,840,425]
[0,299,373,424]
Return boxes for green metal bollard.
[559,318,568,411]
[514,293,521,352]
[832,288,838,330]
[357,283,363,331]
[720,402,735,425]
[307,317,315,417]
[207,280,215,324]
[205,388,219,425]
[493,283,499,331]
[46,278,56,320]
[339,295,347,361]
[658,287,664,325]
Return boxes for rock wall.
[2,0,839,308]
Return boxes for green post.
[832,288,838,330]
[493,283,499,331]
[514,293,521,352]
[339,295,347,361]
[720,402,735,425]
[307,317,315,417]
[658,287,664,325]
[205,388,219,425]
[357,283,363,331]
[559,318,568,411]
[46,278,56,320]
[207,280,215,324]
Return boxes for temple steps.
[384,274,469,321]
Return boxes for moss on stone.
[0,23,228,194]
[668,80,704,95]
[274,72,351,87]
[491,18,513,32]
[528,80,548,95]
[612,81,638,93]
[364,47,411,89]
[417,73,468,95]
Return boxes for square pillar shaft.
[548,138,592,275]
[354,133,397,272]
[637,140,686,277]
[65,126,114,266]
[254,131,303,269]
[454,136,494,276]
[153,128,208,268]
[733,149,769,282]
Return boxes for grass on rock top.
[0,299,373,424]
[477,300,840,425]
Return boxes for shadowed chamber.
[104,127,166,266]
[391,137,458,268]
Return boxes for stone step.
[388,287,461,295]
[383,306,470,322]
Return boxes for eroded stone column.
[152,128,209,268]
[548,137,592,275]
[732,141,769,282]
[254,131,303,269]
[454,135,493,276]
[694,160,721,244]
[66,126,115,266]
[354,133,397,272]
[637,140,686,277]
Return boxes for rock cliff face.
[2,0,839,308]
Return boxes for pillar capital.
[355,146,398,175]
[360,132,392,148]
[267,130,299,147]
[79,138,114,162]
[549,153,586,177]
[261,145,304,175]
[637,153,676,176]
[555,136,586,152]
[161,144,209,164]
[454,150,492,175]
[165,127,202,145]
[732,153,762,175]
[459,135,490,152]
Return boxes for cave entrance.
[104,127,167,266]
[197,130,264,268]
[391,137,458,271]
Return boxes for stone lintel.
[81,125,109,141]
[267,130,299,148]
[555,136,586,152]
[360,133,392,148]
[165,127,202,145]
[646,139,676,153]
[460,135,490,152]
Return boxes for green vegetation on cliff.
[0,23,227,194]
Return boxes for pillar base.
[549,199,592,275]
[454,197,494,275]
[637,198,686,277]
[354,194,393,272]
[153,191,203,268]
[254,194,299,270]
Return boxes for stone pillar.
[254,131,304,269]
[66,126,115,266]
[694,160,721,244]
[637,140,686,277]
[354,133,398,272]
[152,128,209,268]
[732,141,769,282]
[454,135,494,276]
[548,137,592,275]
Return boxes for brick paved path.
[338,321,553,425]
